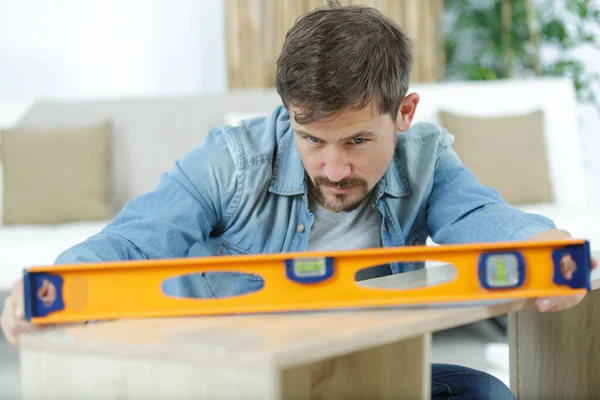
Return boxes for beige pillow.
[438,110,552,205]
[0,122,112,224]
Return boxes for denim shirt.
[55,105,555,298]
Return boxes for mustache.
[314,176,367,189]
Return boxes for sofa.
[1,76,598,291]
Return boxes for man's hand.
[528,229,598,313]
[1,278,50,347]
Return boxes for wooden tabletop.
[20,253,600,370]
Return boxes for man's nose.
[323,149,351,182]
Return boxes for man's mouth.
[327,185,352,194]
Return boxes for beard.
[309,175,370,213]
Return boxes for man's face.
[291,101,407,213]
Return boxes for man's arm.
[3,128,242,344]
[55,127,240,264]
[425,135,556,244]
[425,134,598,313]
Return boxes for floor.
[0,291,509,400]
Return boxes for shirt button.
[297,224,305,233]
[383,225,387,231]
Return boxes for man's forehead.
[289,101,381,118]
[289,104,383,131]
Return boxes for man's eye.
[307,136,321,144]
[351,137,366,145]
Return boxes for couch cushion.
[14,91,285,213]
[0,122,112,224]
[12,79,586,210]
[439,110,552,205]
[409,78,586,208]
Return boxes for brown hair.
[275,0,413,125]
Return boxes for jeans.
[431,364,515,400]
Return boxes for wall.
[1,0,598,193]
[0,0,227,125]
[225,0,445,89]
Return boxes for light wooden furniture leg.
[509,290,600,399]
[281,333,432,400]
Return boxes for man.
[2,1,596,398]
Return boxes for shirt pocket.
[217,240,265,281]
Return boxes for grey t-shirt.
[305,192,390,280]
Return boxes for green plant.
[444,0,600,110]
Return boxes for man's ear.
[395,92,420,132]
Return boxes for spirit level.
[23,239,592,324]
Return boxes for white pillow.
[408,77,587,208]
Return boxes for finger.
[562,294,584,309]
[1,308,13,342]
[12,286,24,321]
[14,302,24,321]
[2,297,15,334]
[536,297,551,312]
[3,296,40,339]
[592,258,598,270]
[42,282,57,308]
[36,280,57,308]
[560,254,576,279]
[547,299,579,312]
[39,279,49,293]
[17,320,42,334]
[7,319,41,346]
[7,317,21,339]
[6,332,18,347]
[37,280,49,304]
[536,296,574,312]
[3,296,12,315]
[540,294,585,312]
[2,324,17,347]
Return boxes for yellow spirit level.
[23,239,592,324]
